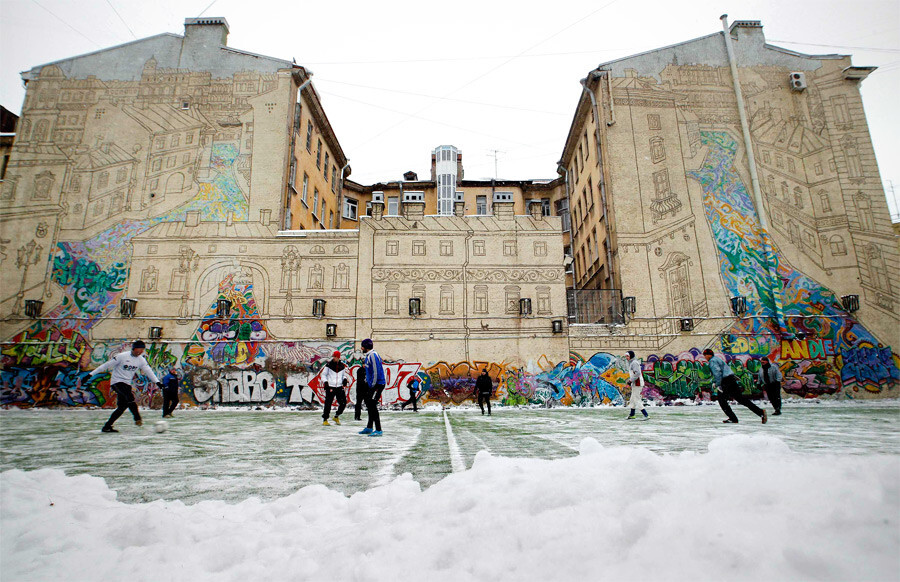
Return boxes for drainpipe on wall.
[558,162,576,324]
[580,77,616,289]
[337,161,350,228]
[720,14,786,335]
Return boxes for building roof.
[133,220,278,240]
[751,115,828,155]
[122,104,211,134]
[74,143,135,170]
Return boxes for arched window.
[829,235,846,256]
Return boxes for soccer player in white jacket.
[321,350,350,425]
[91,340,162,432]
[625,351,649,420]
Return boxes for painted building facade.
[1,18,897,410]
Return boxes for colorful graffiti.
[689,131,898,396]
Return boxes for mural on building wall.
[689,131,898,396]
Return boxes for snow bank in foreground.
[2,435,897,582]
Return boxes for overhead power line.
[315,78,567,116]
[103,0,137,39]
[30,0,103,48]
[768,40,900,54]
[304,48,646,66]
[355,0,622,148]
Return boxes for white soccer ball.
[154,421,168,433]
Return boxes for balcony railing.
[566,288,625,325]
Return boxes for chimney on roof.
[184,17,230,48]
[403,171,418,181]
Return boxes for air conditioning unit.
[679,318,694,332]
[325,323,337,337]
[409,297,422,316]
[403,191,424,202]
[519,298,532,316]
[372,191,384,203]
[493,191,513,202]
[790,72,807,92]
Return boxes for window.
[313,188,319,216]
[763,151,771,164]
[385,285,399,314]
[344,197,358,220]
[814,163,823,176]
[775,155,784,169]
[329,211,334,229]
[152,158,162,172]
[781,182,789,198]
[856,193,874,231]
[306,121,313,152]
[98,172,109,189]
[794,187,803,209]
[70,176,81,193]
[503,240,517,256]
[186,134,193,145]
[302,174,309,205]
[474,286,488,314]
[504,286,521,314]
[440,240,453,256]
[150,178,159,191]
[366,202,372,216]
[841,135,863,178]
[386,240,399,256]
[536,286,551,314]
[316,139,322,168]
[412,240,426,256]
[116,168,127,184]
[577,144,584,168]
[534,241,547,257]
[411,285,426,313]
[387,196,399,216]
[473,240,485,256]
[320,198,326,222]
[542,198,551,217]
[324,153,330,179]
[819,190,831,213]
[155,138,165,151]
[166,156,176,168]
[804,230,816,247]
[766,175,775,196]
[650,137,666,163]
[331,166,337,192]
[476,195,487,215]
[289,159,297,187]
[787,158,795,173]
[652,169,671,198]
[583,131,590,161]
[831,95,849,125]
[647,114,661,130]
[830,235,847,256]
[182,153,191,164]
[171,136,180,148]
[437,173,454,215]
[439,285,454,314]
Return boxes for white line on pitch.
[443,409,465,473]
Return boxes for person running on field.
[704,348,766,424]
[475,369,493,416]
[91,340,162,433]
[624,351,649,420]
[160,367,180,418]
[321,351,349,426]
[400,375,421,412]
[359,339,386,436]
[354,364,368,421]
[756,356,783,416]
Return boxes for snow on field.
[1,403,899,581]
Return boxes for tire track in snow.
[443,410,465,473]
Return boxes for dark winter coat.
[475,374,493,395]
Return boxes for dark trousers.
[104,382,141,427]
[763,382,782,412]
[718,375,764,422]
[162,388,179,416]
[400,390,419,411]
[322,386,347,420]
[477,392,491,415]
[366,384,385,431]
[354,384,368,420]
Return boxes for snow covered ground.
[2,401,899,581]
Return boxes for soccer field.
[1,401,897,504]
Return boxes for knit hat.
[332,351,341,358]
[132,340,146,349]
[361,338,373,350]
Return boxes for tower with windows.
[432,145,461,216]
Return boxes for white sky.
[1,0,898,218]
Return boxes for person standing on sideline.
[359,339,386,436]
[756,357,783,416]
[625,351,649,420]
[704,348,767,424]
[321,351,349,426]
[354,364,368,421]
[400,375,421,412]
[160,367,181,418]
[475,369,493,416]
[91,340,162,433]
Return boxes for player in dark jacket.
[474,369,493,416]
